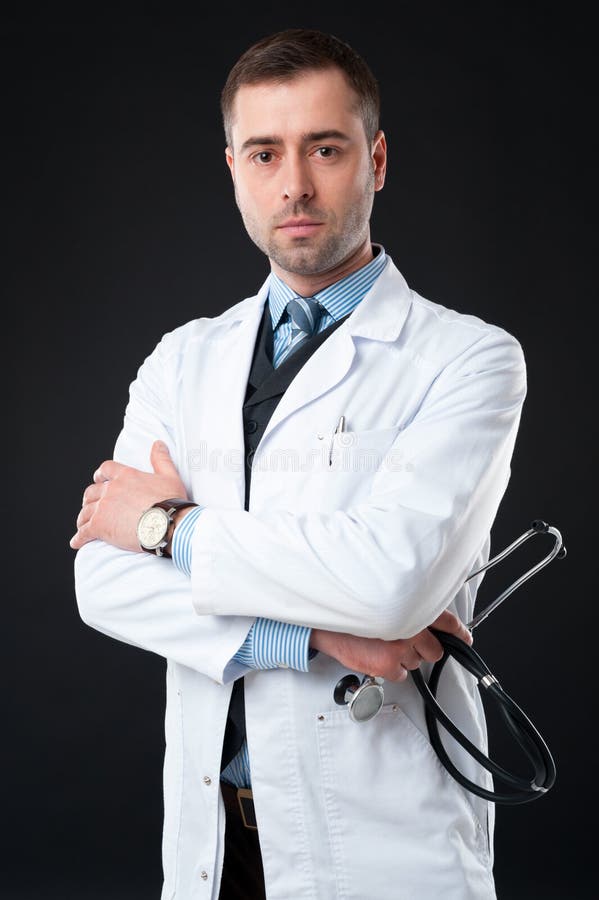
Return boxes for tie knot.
[285,296,324,338]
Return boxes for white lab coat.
[74,257,527,900]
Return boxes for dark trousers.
[218,782,266,900]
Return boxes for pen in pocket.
[328,415,346,466]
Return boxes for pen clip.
[329,415,346,466]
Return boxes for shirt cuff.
[233,618,313,671]
[171,504,205,576]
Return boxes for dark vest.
[220,300,352,773]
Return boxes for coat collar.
[206,256,413,450]
[218,255,412,345]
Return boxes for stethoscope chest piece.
[334,674,385,723]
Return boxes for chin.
[271,243,329,273]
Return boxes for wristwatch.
[137,498,198,557]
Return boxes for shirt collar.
[268,243,387,331]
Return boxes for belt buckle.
[237,788,258,830]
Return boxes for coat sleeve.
[73,326,256,685]
[189,330,527,639]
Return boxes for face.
[225,68,386,285]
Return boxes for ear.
[372,130,387,191]
[225,146,235,182]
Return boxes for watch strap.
[153,498,198,515]
[156,499,198,558]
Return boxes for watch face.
[137,507,170,550]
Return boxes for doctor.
[70,27,527,900]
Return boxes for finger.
[386,664,409,683]
[412,629,444,663]
[82,483,104,505]
[69,522,95,550]
[398,647,423,671]
[76,501,96,530]
[93,460,125,483]
[432,610,473,646]
[150,440,180,477]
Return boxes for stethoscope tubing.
[334,519,566,804]
[411,629,557,803]
[410,520,564,804]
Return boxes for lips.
[278,218,321,227]
[277,219,323,237]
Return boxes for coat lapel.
[245,308,353,408]
[245,300,274,399]
[256,258,413,445]
[195,259,413,501]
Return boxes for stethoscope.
[333,519,566,804]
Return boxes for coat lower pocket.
[314,703,495,900]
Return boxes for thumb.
[150,439,177,474]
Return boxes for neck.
[270,236,374,297]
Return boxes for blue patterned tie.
[276,296,325,366]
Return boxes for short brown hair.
[221,28,380,149]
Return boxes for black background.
[4,3,596,898]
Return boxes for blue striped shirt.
[172,244,388,787]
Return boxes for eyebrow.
[239,130,352,153]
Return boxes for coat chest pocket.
[314,705,493,900]
[300,426,403,509]
[326,425,402,474]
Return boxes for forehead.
[229,68,363,145]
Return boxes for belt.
[220,780,258,830]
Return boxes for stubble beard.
[236,171,375,277]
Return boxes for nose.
[281,154,315,203]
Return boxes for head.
[221,29,387,291]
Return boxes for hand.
[309,610,473,682]
[69,440,188,553]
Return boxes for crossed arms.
[71,325,526,684]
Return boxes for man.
[71,28,526,900]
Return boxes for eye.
[251,150,275,165]
[314,146,338,159]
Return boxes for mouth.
[276,219,323,238]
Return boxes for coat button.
[200,870,208,880]
[203,776,212,785]
[245,419,258,433]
